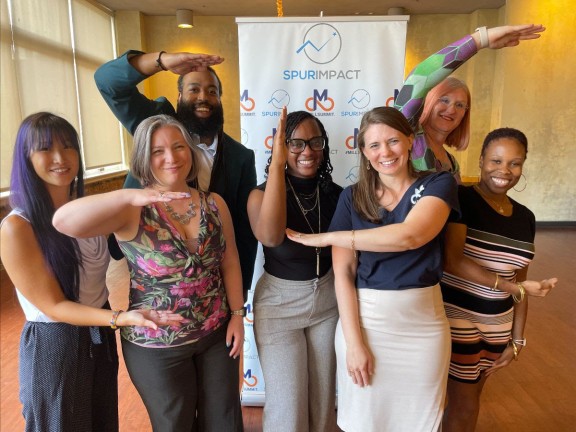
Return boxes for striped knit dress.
[441,185,535,383]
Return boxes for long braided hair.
[264,111,334,191]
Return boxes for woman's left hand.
[286,228,331,247]
[226,315,245,359]
[484,344,515,377]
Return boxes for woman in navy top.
[288,107,459,431]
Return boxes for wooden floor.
[1,228,575,431]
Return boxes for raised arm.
[94,50,223,135]
[247,107,288,247]
[444,222,557,297]
[395,24,545,129]
[128,51,224,77]
[53,189,190,240]
[212,194,245,359]
[0,215,171,329]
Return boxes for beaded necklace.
[164,189,197,224]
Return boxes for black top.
[257,174,342,281]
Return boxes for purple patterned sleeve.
[394,35,478,129]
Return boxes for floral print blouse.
[119,192,229,348]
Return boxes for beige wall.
[115,6,574,221]
[497,0,576,220]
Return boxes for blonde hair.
[419,77,471,151]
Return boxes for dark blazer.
[96,51,257,297]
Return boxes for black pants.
[121,324,243,432]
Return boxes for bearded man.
[95,50,257,299]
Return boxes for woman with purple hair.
[0,112,174,432]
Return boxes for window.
[0,0,124,192]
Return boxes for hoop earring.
[366,161,371,170]
[513,174,527,192]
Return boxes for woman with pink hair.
[394,25,544,182]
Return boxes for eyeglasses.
[437,97,469,111]
[286,136,326,153]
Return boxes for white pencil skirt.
[336,284,450,432]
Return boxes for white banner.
[237,16,408,406]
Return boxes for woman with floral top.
[54,114,245,432]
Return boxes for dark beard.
[176,99,224,140]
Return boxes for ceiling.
[95,0,506,17]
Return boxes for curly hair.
[263,111,334,191]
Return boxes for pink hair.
[419,77,471,151]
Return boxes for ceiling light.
[176,9,194,28]
[387,7,406,15]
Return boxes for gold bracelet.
[511,340,519,360]
[492,274,499,291]
[110,310,123,330]
[518,283,526,302]
[512,283,526,303]
[351,230,357,258]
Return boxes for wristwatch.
[230,307,246,317]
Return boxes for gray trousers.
[254,270,338,432]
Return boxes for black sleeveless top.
[257,174,342,281]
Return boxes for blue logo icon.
[296,23,342,64]
[348,89,371,110]
[268,89,290,109]
[346,166,360,184]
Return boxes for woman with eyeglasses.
[247,107,343,431]
[395,24,545,182]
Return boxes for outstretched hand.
[286,228,331,247]
[129,189,191,208]
[522,277,558,297]
[486,24,545,49]
[118,309,185,330]
[161,52,224,75]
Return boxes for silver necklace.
[287,177,322,277]
[164,189,197,225]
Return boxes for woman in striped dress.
[440,128,557,431]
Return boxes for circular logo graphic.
[299,23,342,65]
[243,338,251,353]
[346,166,360,184]
[240,128,249,145]
[349,89,371,110]
[268,89,290,109]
